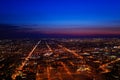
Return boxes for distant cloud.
[0,24,38,38]
[0,24,120,39]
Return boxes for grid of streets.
[0,38,120,80]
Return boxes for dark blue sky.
[0,0,120,36]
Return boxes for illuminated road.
[58,44,83,59]
[57,43,97,80]
[69,61,74,66]
[59,43,120,74]
[1,39,120,80]
[46,42,53,80]
[60,61,73,79]
[36,65,41,80]
[58,72,63,80]
[46,42,53,52]
[99,58,120,73]
[12,40,41,80]
[46,66,51,80]
[12,40,120,80]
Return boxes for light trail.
[36,65,41,80]
[60,62,72,77]
[99,58,120,73]
[58,44,92,75]
[12,40,41,80]
[45,42,54,80]
[46,42,52,52]
[58,72,63,80]
[47,66,51,80]
[58,45,83,59]
[69,61,74,66]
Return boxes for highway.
[46,66,51,80]
[7,39,120,80]
[60,62,72,77]
[58,44,83,59]
[36,65,42,80]
[46,42,52,80]
[46,42,53,52]
[12,40,41,80]
[99,58,120,73]
[58,43,120,75]
[36,41,53,80]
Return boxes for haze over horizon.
[0,0,120,38]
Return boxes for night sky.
[0,0,120,38]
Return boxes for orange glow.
[46,42,53,51]
[12,40,41,80]
[99,58,120,73]
[60,62,72,77]
[58,44,83,59]
[47,66,51,80]
[69,61,74,66]
[58,72,63,80]
[36,65,41,80]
